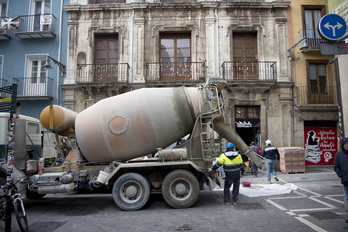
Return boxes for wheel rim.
[169,178,192,201]
[119,180,142,203]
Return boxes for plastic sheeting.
[213,183,298,197]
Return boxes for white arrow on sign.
[324,22,343,37]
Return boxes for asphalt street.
[1,167,347,232]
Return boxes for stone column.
[133,17,145,83]
[205,17,217,77]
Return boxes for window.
[0,0,6,17]
[27,122,40,134]
[306,62,335,104]
[302,6,325,47]
[309,63,326,93]
[25,56,47,96]
[304,9,321,39]
[160,33,191,80]
[233,33,257,62]
[94,34,119,81]
[32,0,51,31]
[232,33,258,79]
[95,34,118,64]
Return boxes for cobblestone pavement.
[1,167,348,232]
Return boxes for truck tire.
[112,172,151,211]
[162,169,200,209]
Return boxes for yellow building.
[328,0,348,138]
[287,0,338,165]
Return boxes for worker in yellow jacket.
[211,142,244,205]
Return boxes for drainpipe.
[56,0,64,106]
[129,9,135,83]
[215,8,220,77]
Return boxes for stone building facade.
[63,0,292,148]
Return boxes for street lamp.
[44,56,66,106]
[44,56,66,75]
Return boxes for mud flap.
[206,175,221,190]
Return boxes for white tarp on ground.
[213,183,299,197]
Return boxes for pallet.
[280,169,306,174]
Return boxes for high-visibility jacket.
[212,151,244,179]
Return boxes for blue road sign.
[318,14,347,41]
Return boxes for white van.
[0,113,42,162]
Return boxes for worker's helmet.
[226,142,234,148]
[265,140,272,145]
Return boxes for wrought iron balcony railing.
[15,77,53,98]
[88,0,126,3]
[146,62,204,81]
[222,61,277,80]
[0,29,13,40]
[0,78,8,97]
[0,78,7,87]
[298,29,327,51]
[15,14,57,39]
[76,63,130,83]
[296,86,337,105]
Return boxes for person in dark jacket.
[261,139,280,184]
[250,141,260,177]
[334,137,348,223]
[211,142,244,205]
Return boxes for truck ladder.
[197,83,224,160]
[199,113,216,159]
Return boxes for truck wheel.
[162,169,200,209]
[112,173,151,211]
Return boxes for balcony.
[0,78,8,97]
[0,29,12,40]
[0,16,21,40]
[15,14,57,39]
[88,0,126,3]
[146,62,204,82]
[222,61,277,80]
[0,78,7,87]
[15,77,53,100]
[76,63,130,83]
[298,29,327,52]
[296,86,337,105]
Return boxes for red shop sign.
[304,127,338,165]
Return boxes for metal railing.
[76,63,129,83]
[0,78,8,97]
[298,29,327,49]
[0,29,15,39]
[15,77,53,97]
[222,61,277,80]
[146,62,204,81]
[160,0,196,2]
[0,78,7,87]
[296,86,337,105]
[88,0,126,3]
[16,14,57,33]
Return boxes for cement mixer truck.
[0,78,263,211]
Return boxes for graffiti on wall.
[304,128,337,165]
